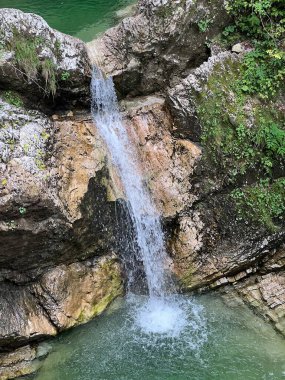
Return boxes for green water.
[0,0,136,41]
[32,294,285,380]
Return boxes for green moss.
[181,263,196,288]
[196,58,285,230]
[77,259,123,324]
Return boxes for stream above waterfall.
[0,0,136,41]
[30,294,285,380]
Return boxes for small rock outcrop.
[0,9,91,105]
[87,0,231,96]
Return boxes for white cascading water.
[91,67,205,338]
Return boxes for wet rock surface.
[0,256,123,349]
[0,345,40,380]
[0,99,125,376]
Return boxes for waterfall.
[91,67,205,337]
[91,67,173,299]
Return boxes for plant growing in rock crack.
[61,71,70,81]
[198,18,212,33]
[19,206,27,215]
[41,58,57,96]
[3,91,23,107]
[8,30,58,96]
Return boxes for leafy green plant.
[225,0,285,40]
[238,44,285,98]
[61,71,70,81]
[198,18,212,33]
[224,0,285,98]
[3,91,23,107]
[19,207,27,215]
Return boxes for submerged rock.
[0,345,40,380]
[0,256,123,348]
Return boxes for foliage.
[19,207,27,215]
[198,70,285,182]
[196,59,285,230]
[224,0,285,98]
[198,18,212,33]
[239,44,285,98]
[61,71,71,81]
[3,91,23,107]
[41,59,57,96]
[225,0,285,40]
[231,178,285,231]
[8,31,58,96]
[10,32,40,79]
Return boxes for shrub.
[224,0,285,98]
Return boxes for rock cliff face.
[0,0,285,378]
[0,10,126,379]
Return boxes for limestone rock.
[0,346,40,380]
[232,43,244,53]
[0,256,123,349]
[233,247,285,336]
[167,51,238,140]
[0,100,123,279]
[0,97,127,353]
[87,0,231,96]
[165,52,285,290]
[121,95,201,217]
[0,9,91,104]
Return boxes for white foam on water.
[135,297,187,336]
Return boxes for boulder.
[87,0,231,96]
[0,9,91,106]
